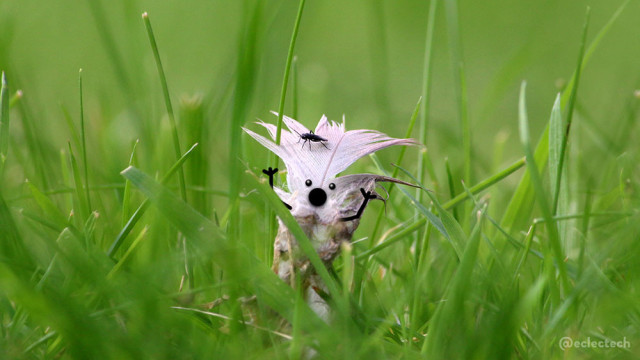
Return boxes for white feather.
[243,113,418,193]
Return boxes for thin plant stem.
[108,143,199,257]
[446,157,525,209]
[78,69,92,212]
[552,8,590,214]
[444,0,471,184]
[369,97,421,246]
[142,12,187,203]
[273,0,306,153]
[358,156,526,260]
[0,72,9,178]
[518,82,569,298]
[417,0,438,199]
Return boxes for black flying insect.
[293,129,330,150]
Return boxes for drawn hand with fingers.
[341,188,378,222]
[262,167,292,210]
[262,167,278,187]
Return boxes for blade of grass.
[142,12,187,203]
[292,56,299,119]
[21,209,66,233]
[444,157,458,220]
[107,227,147,279]
[445,156,525,209]
[532,211,633,224]
[23,331,58,355]
[120,166,330,332]
[273,0,306,151]
[108,143,199,257]
[369,97,421,246]
[356,218,425,261]
[114,200,151,258]
[61,105,81,158]
[25,179,72,233]
[425,190,464,259]
[552,8,590,214]
[8,183,128,202]
[59,149,73,212]
[512,275,547,334]
[461,180,545,261]
[121,140,139,227]
[181,92,209,216]
[499,0,627,235]
[370,155,447,239]
[14,95,50,188]
[0,263,103,359]
[366,1,392,120]
[171,306,293,340]
[78,69,92,213]
[512,224,536,283]
[549,89,568,244]
[444,0,471,184]
[358,156,525,260]
[577,190,592,276]
[229,3,261,242]
[0,72,9,178]
[0,192,35,279]
[9,89,22,108]
[263,0,306,268]
[341,242,354,309]
[54,227,112,285]
[288,280,306,359]
[411,217,433,334]
[584,2,629,65]
[423,205,484,357]
[518,82,569,296]
[82,211,99,250]
[67,142,89,223]
[548,93,562,201]
[416,0,439,198]
[84,0,132,95]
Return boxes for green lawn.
[0,0,638,359]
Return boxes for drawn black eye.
[305,179,312,187]
[328,183,336,190]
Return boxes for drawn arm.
[341,188,377,222]
[262,167,292,210]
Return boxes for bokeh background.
[1,0,639,358]
[1,0,638,181]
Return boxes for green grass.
[1,0,639,359]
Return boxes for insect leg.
[293,129,302,144]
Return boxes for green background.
[0,0,638,359]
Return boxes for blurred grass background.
[1,0,639,195]
[0,0,639,359]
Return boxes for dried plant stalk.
[244,114,417,319]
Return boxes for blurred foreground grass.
[0,0,639,359]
